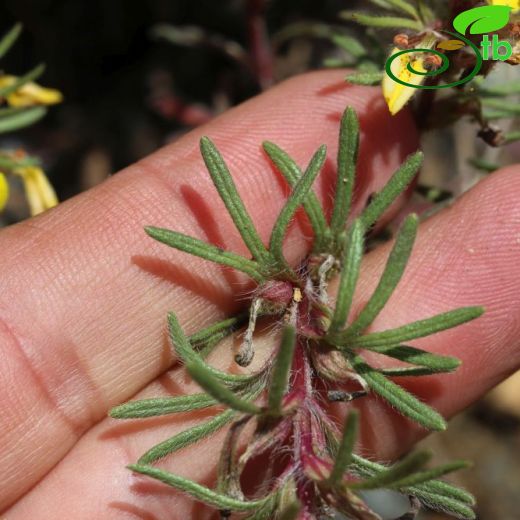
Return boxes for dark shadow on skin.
[121,459,222,520]
[132,255,237,314]
[0,315,109,437]
[109,501,160,520]
[320,84,415,215]
[261,145,316,241]
[180,185,242,290]
[317,79,361,96]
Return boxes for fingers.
[7,164,520,519]
[0,69,418,510]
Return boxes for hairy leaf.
[269,144,327,271]
[200,136,271,264]
[345,307,484,348]
[349,450,431,489]
[330,107,360,247]
[263,141,328,251]
[129,464,271,511]
[329,410,359,486]
[360,152,423,229]
[146,227,266,282]
[329,220,364,333]
[110,394,216,419]
[348,354,447,430]
[346,214,418,336]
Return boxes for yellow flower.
[0,172,9,211]
[383,49,427,115]
[0,76,63,107]
[488,0,519,12]
[14,166,58,216]
[383,35,436,116]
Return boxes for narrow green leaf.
[360,152,423,230]
[369,0,420,19]
[110,394,216,419]
[341,12,423,31]
[189,314,248,354]
[262,141,328,250]
[330,107,360,243]
[331,34,366,58]
[0,106,47,134]
[199,136,270,264]
[139,409,236,463]
[413,479,475,506]
[187,358,262,415]
[388,460,470,489]
[478,82,520,96]
[481,98,520,115]
[412,488,476,519]
[168,312,255,385]
[504,131,520,144]
[345,71,384,85]
[244,494,281,519]
[368,345,461,373]
[329,410,359,486]
[345,307,484,349]
[269,145,327,271]
[350,454,475,505]
[0,23,22,59]
[323,58,354,69]
[348,354,447,430]
[129,464,270,511]
[482,109,512,121]
[145,226,265,282]
[267,325,296,414]
[468,157,499,173]
[349,450,431,489]
[328,220,364,333]
[0,63,45,98]
[346,214,418,336]
[378,366,452,377]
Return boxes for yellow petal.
[31,167,58,210]
[0,172,9,211]
[489,0,519,12]
[383,47,428,115]
[0,75,63,107]
[15,166,58,216]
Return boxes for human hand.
[1,70,519,519]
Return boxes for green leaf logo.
[453,5,512,35]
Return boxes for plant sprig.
[111,105,481,519]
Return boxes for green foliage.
[345,71,385,86]
[0,106,46,134]
[341,11,423,31]
[112,106,480,519]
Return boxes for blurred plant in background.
[0,23,62,217]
